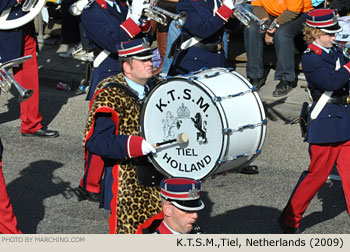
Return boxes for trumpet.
[333,41,350,58]
[233,4,271,32]
[142,1,187,28]
[0,56,34,102]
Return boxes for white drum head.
[140,78,227,180]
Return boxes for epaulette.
[307,43,322,55]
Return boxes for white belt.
[0,8,11,23]
[310,57,341,120]
[310,91,333,120]
[180,37,202,50]
[93,50,111,68]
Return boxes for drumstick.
[152,133,189,148]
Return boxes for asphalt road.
[0,74,349,234]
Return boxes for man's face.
[169,204,198,234]
[126,58,153,85]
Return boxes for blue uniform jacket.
[81,0,152,100]
[81,0,128,100]
[168,0,237,75]
[0,0,33,63]
[303,43,350,144]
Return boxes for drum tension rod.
[212,89,254,103]
[223,119,267,135]
[204,72,220,78]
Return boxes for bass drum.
[140,68,267,180]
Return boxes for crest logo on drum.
[177,103,190,119]
[162,111,181,140]
[191,113,208,144]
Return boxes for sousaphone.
[0,0,46,30]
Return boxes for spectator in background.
[56,0,83,57]
[244,0,313,94]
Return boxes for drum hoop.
[139,76,228,179]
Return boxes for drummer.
[81,37,164,234]
[135,177,205,234]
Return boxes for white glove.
[223,0,235,9]
[69,0,89,16]
[141,140,156,155]
[130,0,150,21]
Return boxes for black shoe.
[21,128,59,138]
[278,213,301,234]
[249,78,265,91]
[77,186,100,203]
[239,165,259,175]
[272,79,297,97]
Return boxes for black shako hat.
[305,8,342,33]
[117,37,155,60]
[161,177,205,211]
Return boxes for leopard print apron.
[84,73,162,234]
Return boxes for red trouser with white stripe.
[283,140,350,228]
[0,159,21,234]
[13,25,43,134]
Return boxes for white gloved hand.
[141,139,156,155]
[69,0,89,16]
[130,0,150,21]
[223,0,235,9]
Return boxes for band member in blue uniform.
[82,38,163,233]
[136,177,204,234]
[280,9,350,234]
[78,0,154,200]
[167,0,238,76]
[0,0,59,137]
[81,0,152,100]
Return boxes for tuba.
[0,0,46,30]
[0,56,34,102]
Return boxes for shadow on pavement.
[301,179,347,232]
[0,85,85,128]
[6,160,77,234]
[198,179,348,234]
